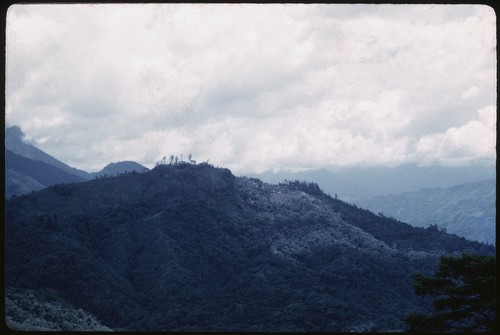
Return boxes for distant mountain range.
[5,125,495,245]
[6,125,494,202]
[250,165,496,245]
[356,179,496,245]
[250,164,495,201]
[5,126,148,198]
[6,162,493,331]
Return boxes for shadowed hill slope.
[6,150,88,198]
[5,163,494,332]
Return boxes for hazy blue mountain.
[5,149,88,198]
[6,126,91,180]
[91,161,149,178]
[356,179,496,245]
[5,126,148,198]
[6,162,493,332]
[249,163,495,201]
[6,168,46,197]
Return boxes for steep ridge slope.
[5,163,494,332]
[6,126,91,180]
[5,150,88,198]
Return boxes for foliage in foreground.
[5,287,112,331]
[405,254,495,332]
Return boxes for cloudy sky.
[5,4,496,173]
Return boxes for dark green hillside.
[5,163,494,332]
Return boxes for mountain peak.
[6,125,31,155]
[94,161,149,177]
[6,125,25,141]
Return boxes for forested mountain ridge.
[5,163,494,332]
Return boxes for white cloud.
[413,105,496,166]
[462,86,480,99]
[5,4,496,173]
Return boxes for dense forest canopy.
[5,163,494,331]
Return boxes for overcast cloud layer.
[6,4,497,173]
